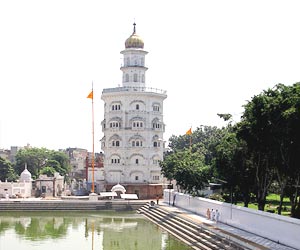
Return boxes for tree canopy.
[0,157,17,182]
[161,82,300,217]
[15,147,70,179]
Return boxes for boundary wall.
[164,190,300,250]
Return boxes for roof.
[120,194,138,200]
[99,192,117,197]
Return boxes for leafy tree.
[0,157,17,182]
[44,159,68,176]
[164,126,227,195]
[213,129,255,207]
[169,126,225,165]
[15,147,70,179]
[236,83,300,212]
[217,113,232,122]
[48,151,70,175]
[160,150,211,194]
[237,91,276,210]
[162,82,300,216]
[15,148,49,178]
[40,166,56,177]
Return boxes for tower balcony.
[102,86,167,95]
[120,65,148,70]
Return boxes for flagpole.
[91,83,95,193]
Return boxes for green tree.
[15,147,70,179]
[213,129,255,207]
[40,166,56,177]
[161,149,211,195]
[237,92,276,210]
[15,148,49,178]
[0,157,17,182]
[237,83,300,212]
[48,151,70,175]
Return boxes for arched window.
[132,121,144,130]
[110,122,121,128]
[126,57,130,66]
[125,74,129,82]
[112,140,120,147]
[142,74,145,83]
[134,73,138,82]
[111,104,121,111]
[153,105,160,111]
[136,104,139,110]
[111,157,120,164]
[135,159,139,164]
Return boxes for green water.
[0,211,192,250]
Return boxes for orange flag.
[186,128,192,135]
[87,91,93,99]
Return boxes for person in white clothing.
[215,209,220,222]
[211,209,215,221]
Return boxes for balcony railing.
[102,86,167,95]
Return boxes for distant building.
[0,148,10,160]
[9,146,21,163]
[86,152,105,192]
[65,147,88,179]
[101,24,167,199]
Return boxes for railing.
[102,86,167,95]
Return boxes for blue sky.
[1,0,300,152]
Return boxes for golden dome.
[125,23,144,49]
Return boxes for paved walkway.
[159,201,298,250]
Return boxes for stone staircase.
[137,203,252,250]
[0,200,145,211]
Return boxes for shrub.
[209,193,225,202]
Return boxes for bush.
[209,193,225,202]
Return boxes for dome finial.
[133,22,136,34]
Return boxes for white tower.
[101,23,167,199]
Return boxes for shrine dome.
[20,165,32,182]
[125,23,144,49]
[111,183,126,194]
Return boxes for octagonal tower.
[101,23,167,199]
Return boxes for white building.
[35,172,64,197]
[0,165,32,198]
[101,23,167,199]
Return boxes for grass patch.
[235,193,291,216]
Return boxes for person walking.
[211,209,215,221]
[206,208,211,220]
[215,209,220,222]
[172,194,176,206]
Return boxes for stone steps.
[138,204,250,250]
[0,200,145,211]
